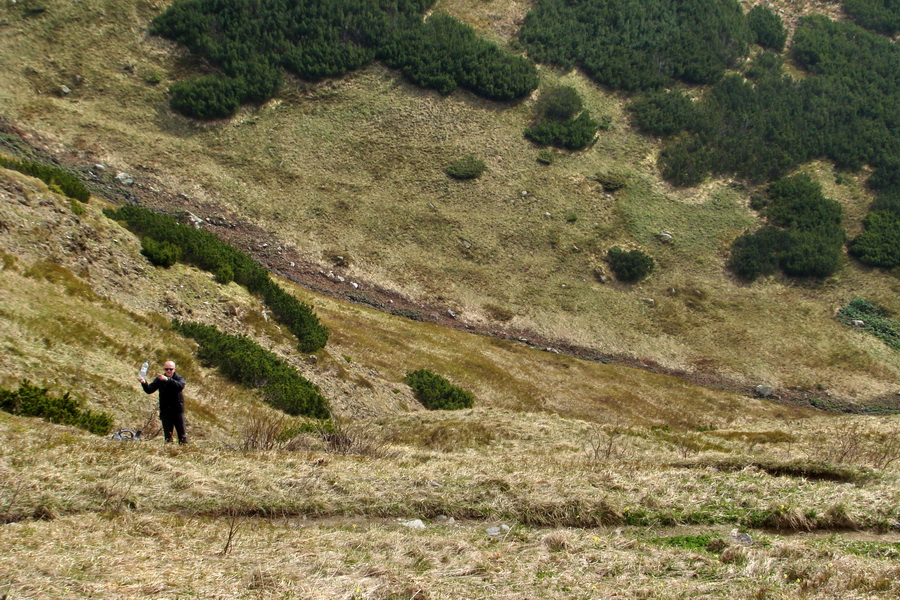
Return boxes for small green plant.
[537,149,554,165]
[0,380,113,436]
[445,156,486,180]
[595,170,630,192]
[404,369,475,410]
[607,246,654,282]
[566,213,578,223]
[649,534,715,552]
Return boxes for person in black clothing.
[139,360,188,444]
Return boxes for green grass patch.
[837,298,900,351]
[648,534,715,552]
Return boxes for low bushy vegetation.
[520,0,750,90]
[0,155,89,202]
[105,206,328,352]
[849,193,900,269]
[140,237,181,268]
[174,321,330,418]
[627,90,698,137]
[404,369,474,410]
[728,175,844,280]
[0,380,113,435]
[524,86,598,151]
[150,0,537,118]
[837,298,900,350]
[843,0,900,35]
[445,155,486,180]
[642,16,898,190]
[607,247,654,282]
[748,5,787,51]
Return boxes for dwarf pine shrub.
[607,247,654,282]
[0,381,113,435]
[446,156,486,180]
[405,369,474,410]
[141,237,181,268]
[0,155,89,202]
[175,321,330,418]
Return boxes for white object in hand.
[139,361,149,380]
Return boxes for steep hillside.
[0,0,897,406]
[1,169,899,597]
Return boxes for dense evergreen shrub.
[381,13,539,100]
[627,90,698,137]
[534,86,583,121]
[849,193,900,268]
[445,155,486,180]
[141,237,181,268]
[0,381,113,435]
[607,247,654,282]
[525,86,598,151]
[727,175,845,280]
[524,112,599,150]
[169,76,242,120]
[105,206,329,352]
[404,369,474,410]
[175,321,330,418]
[748,5,787,51]
[727,226,793,281]
[638,16,898,192]
[766,174,843,231]
[151,0,536,117]
[0,155,89,202]
[659,137,711,187]
[842,0,900,36]
[520,0,750,91]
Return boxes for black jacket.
[142,373,186,414]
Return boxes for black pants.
[161,411,187,444]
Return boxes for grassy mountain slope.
[0,0,897,405]
[2,125,900,600]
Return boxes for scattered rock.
[657,232,673,243]
[486,524,510,537]
[754,385,774,398]
[447,309,456,319]
[351,282,359,289]
[639,297,656,307]
[186,212,205,229]
[544,347,560,354]
[92,164,105,172]
[730,529,753,546]
[115,172,134,186]
[851,320,865,327]
[60,85,71,95]
[401,519,426,530]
